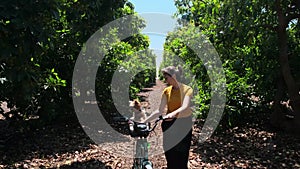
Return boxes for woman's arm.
[142,94,167,123]
[164,95,192,119]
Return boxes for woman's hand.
[142,109,161,123]
[164,112,177,119]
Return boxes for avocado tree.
[0,0,155,125]
[172,0,300,131]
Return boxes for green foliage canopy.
[172,0,300,128]
[0,0,155,125]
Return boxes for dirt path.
[0,80,169,169]
[95,79,168,168]
[140,79,166,113]
[1,80,300,169]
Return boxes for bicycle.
[113,115,164,169]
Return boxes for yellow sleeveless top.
[162,84,193,118]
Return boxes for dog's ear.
[129,100,134,107]
[133,99,141,107]
[133,99,139,104]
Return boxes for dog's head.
[129,99,142,111]
[129,99,147,122]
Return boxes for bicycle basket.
[129,122,151,137]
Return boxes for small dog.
[129,99,147,122]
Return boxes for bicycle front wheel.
[143,160,153,169]
[144,164,152,169]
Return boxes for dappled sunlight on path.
[1,80,300,168]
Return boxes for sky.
[129,0,177,75]
[130,0,177,16]
[129,0,177,49]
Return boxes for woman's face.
[163,73,175,85]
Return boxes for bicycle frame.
[133,138,152,169]
[113,116,163,169]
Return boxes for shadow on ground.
[49,159,111,169]
[190,118,300,168]
[0,118,130,168]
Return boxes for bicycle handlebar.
[113,115,166,138]
[148,115,164,132]
[113,116,129,123]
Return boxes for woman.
[143,65,193,169]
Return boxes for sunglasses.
[163,73,172,80]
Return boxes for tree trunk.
[270,74,285,129]
[275,0,300,134]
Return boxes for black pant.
[161,117,192,169]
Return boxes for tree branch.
[276,0,289,29]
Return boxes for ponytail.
[175,65,183,82]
